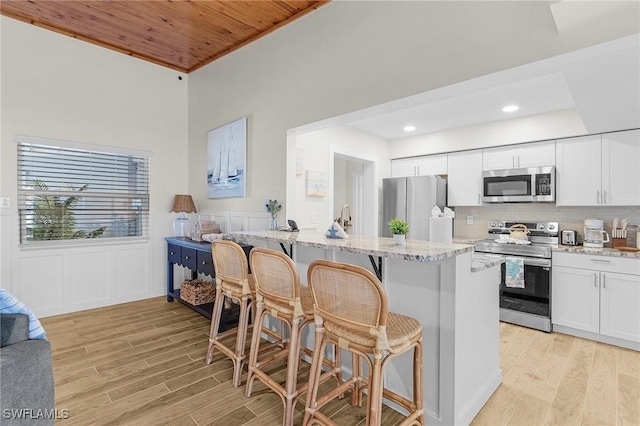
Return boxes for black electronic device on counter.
[287,220,299,231]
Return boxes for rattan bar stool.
[246,248,341,426]
[205,240,259,387]
[304,259,424,426]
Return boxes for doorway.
[331,150,376,237]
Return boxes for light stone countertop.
[553,245,640,259]
[471,253,506,272]
[232,230,473,263]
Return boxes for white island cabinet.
[232,230,502,426]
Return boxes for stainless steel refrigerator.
[382,175,448,239]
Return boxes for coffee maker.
[583,219,610,248]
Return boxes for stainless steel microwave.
[482,166,555,203]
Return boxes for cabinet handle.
[603,190,607,204]
[184,256,190,260]
[597,190,601,204]
[590,258,611,263]
[202,261,207,265]
[512,156,515,168]
[170,251,175,255]
[602,274,606,289]
[594,273,597,288]
[478,194,481,204]
[517,155,520,168]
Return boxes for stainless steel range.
[474,220,558,332]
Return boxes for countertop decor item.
[389,217,409,245]
[265,199,282,230]
[170,194,197,237]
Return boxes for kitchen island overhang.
[232,230,503,426]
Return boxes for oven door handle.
[496,255,551,268]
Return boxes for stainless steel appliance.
[474,220,558,332]
[382,175,447,240]
[560,230,578,245]
[482,166,555,203]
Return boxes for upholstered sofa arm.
[0,314,30,347]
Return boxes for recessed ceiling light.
[502,105,520,113]
[403,125,416,132]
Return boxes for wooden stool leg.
[205,286,225,364]
[303,323,326,426]
[245,303,267,398]
[351,352,362,407]
[232,293,251,387]
[367,353,384,426]
[283,317,302,426]
[414,338,424,425]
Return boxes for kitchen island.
[232,230,502,426]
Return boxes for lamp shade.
[170,195,197,213]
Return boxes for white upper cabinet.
[391,158,419,177]
[557,130,640,206]
[517,141,556,168]
[391,154,447,177]
[602,129,640,206]
[556,135,602,206]
[447,150,483,206]
[482,141,556,170]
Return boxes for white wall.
[0,17,188,316]
[290,126,389,233]
[390,109,587,158]
[187,0,638,223]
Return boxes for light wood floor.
[41,297,640,425]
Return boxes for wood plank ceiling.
[0,0,330,73]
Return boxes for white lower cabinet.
[600,271,640,341]
[552,266,599,333]
[552,252,640,347]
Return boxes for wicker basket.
[181,279,215,305]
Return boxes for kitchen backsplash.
[454,204,640,244]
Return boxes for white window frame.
[16,136,151,246]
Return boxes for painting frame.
[207,117,247,199]
[305,170,327,197]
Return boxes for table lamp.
[170,194,197,237]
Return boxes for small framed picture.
[305,170,326,197]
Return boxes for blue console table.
[165,237,252,326]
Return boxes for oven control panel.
[488,220,558,236]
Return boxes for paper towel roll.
[430,217,453,243]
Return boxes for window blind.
[17,141,150,244]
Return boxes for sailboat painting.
[207,117,247,198]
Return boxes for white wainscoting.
[7,210,271,318]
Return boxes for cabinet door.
[517,141,556,168]
[181,247,197,271]
[197,250,215,277]
[482,146,517,170]
[415,154,447,176]
[555,135,602,206]
[168,244,181,265]
[600,272,640,342]
[552,266,599,333]
[447,150,483,206]
[391,158,417,177]
[602,129,640,206]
